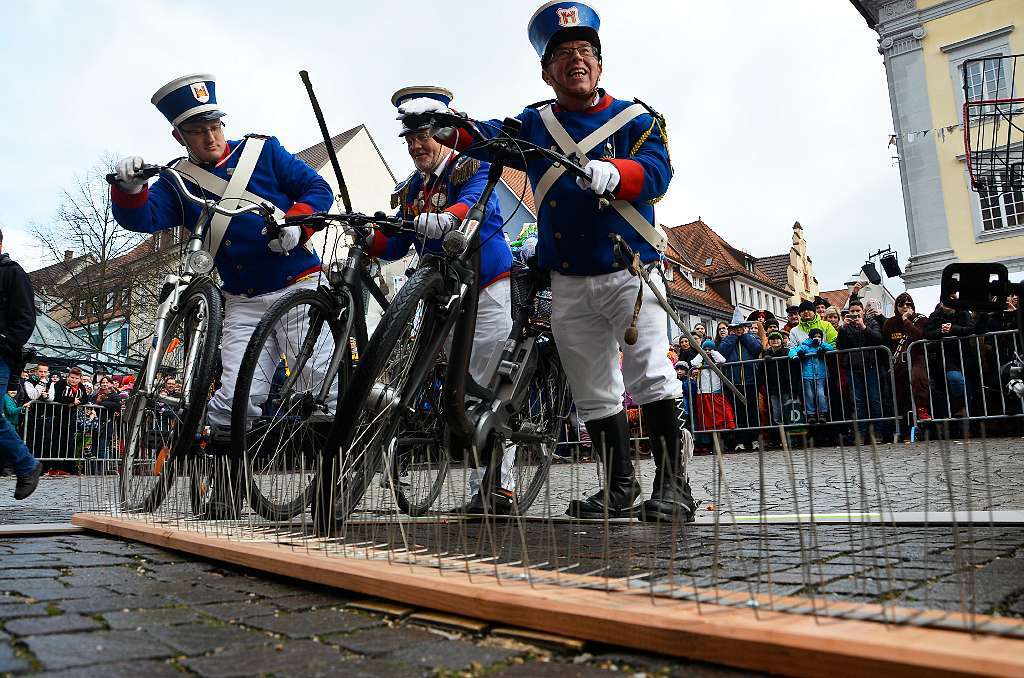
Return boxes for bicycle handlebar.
[105,165,275,219]
[406,112,617,207]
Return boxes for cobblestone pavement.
[1,437,1023,674]
[5,437,1023,524]
[0,534,758,677]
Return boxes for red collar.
[214,142,236,168]
[553,92,613,114]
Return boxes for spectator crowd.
[668,284,1022,453]
[2,362,181,473]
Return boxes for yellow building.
[851,0,1024,287]
[757,222,821,305]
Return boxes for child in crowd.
[789,327,834,424]
[692,339,735,452]
[762,330,796,425]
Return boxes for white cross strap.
[536,103,667,254]
[171,137,285,258]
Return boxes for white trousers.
[465,278,516,494]
[550,268,681,423]
[208,278,338,428]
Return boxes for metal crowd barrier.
[907,329,1024,428]
[556,345,901,451]
[19,400,121,470]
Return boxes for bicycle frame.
[273,234,392,408]
[118,164,273,406]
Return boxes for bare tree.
[30,156,177,358]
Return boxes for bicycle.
[104,164,277,514]
[314,115,600,533]
[228,211,415,520]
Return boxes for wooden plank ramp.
[72,512,1024,678]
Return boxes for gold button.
[235,264,243,271]
[224,240,231,247]
[554,232,561,240]
[562,262,569,269]
[549,200,557,208]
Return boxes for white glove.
[268,224,301,253]
[115,156,147,194]
[576,160,620,195]
[413,211,457,240]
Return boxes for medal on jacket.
[430,192,447,208]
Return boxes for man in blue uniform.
[398,2,695,522]
[110,74,334,513]
[368,86,516,514]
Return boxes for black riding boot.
[565,410,640,519]
[640,398,697,523]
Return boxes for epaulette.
[630,97,672,178]
[527,98,556,110]
[390,171,416,210]
[244,133,272,140]
[450,155,481,187]
[632,98,666,127]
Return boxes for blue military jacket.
[111,135,334,296]
[460,90,672,276]
[369,152,512,288]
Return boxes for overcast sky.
[0,0,909,294]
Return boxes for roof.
[500,168,536,216]
[848,0,877,27]
[27,310,139,367]
[295,125,364,171]
[665,220,789,293]
[69,238,158,285]
[756,253,790,289]
[819,288,852,310]
[27,255,91,290]
[663,239,733,314]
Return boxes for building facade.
[851,0,1024,287]
[665,220,789,330]
[756,221,821,305]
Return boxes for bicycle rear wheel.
[506,338,572,513]
[232,287,350,521]
[119,279,222,513]
[326,265,447,520]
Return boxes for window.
[106,291,116,312]
[756,290,762,308]
[979,183,1024,231]
[744,258,755,273]
[964,57,1008,107]
[77,300,86,318]
[153,234,161,252]
[122,288,131,305]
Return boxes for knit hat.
[702,339,716,350]
[798,300,815,312]
[786,304,800,314]
[894,292,915,310]
[674,360,688,370]
[767,330,784,342]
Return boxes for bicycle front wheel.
[327,265,447,519]
[506,338,572,513]
[232,287,349,521]
[391,356,450,516]
[119,279,222,513]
